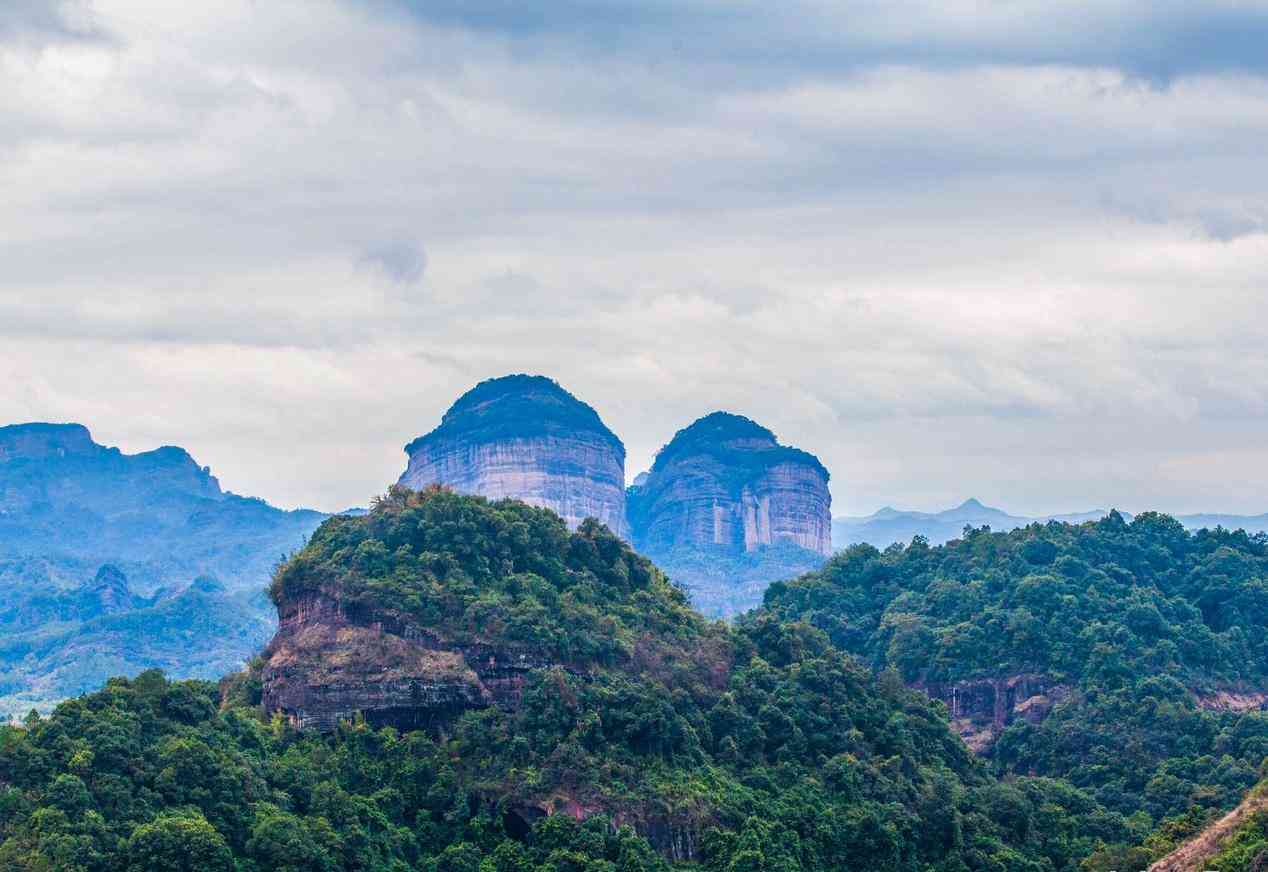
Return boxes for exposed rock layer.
[916,674,1073,753]
[262,589,554,731]
[629,412,831,556]
[399,376,629,539]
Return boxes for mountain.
[0,569,274,718]
[835,498,1268,550]
[1175,511,1268,535]
[0,487,1140,870]
[761,511,1268,830]
[628,412,832,618]
[832,498,1115,548]
[0,422,326,716]
[399,375,629,539]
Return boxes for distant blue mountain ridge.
[0,422,329,718]
[833,498,1268,549]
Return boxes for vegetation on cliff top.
[405,375,624,456]
[760,512,1268,825]
[642,411,829,486]
[2,488,1143,870]
[271,485,698,665]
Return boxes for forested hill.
[0,488,1144,871]
[759,511,1268,829]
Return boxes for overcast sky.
[3,1,1268,517]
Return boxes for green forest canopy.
[0,488,1160,871]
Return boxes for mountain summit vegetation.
[761,511,1268,841]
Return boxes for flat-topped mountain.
[0,422,323,592]
[627,412,831,617]
[0,422,222,511]
[399,375,629,539]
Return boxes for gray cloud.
[0,0,1266,517]
[360,239,428,284]
[0,1,100,40]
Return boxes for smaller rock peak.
[86,564,134,614]
[652,411,827,481]
[188,575,226,595]
[91,564,129,590]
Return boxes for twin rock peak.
[398,374,832,559]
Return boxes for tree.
[125,812,232,872]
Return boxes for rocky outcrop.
[0,422,99,462]
[0,422,223,514]
[628,412,831,556]
[917,674,1072,753]
[81,565,142,616]
[261,588,556,732]
[399,375,629,539]
[1194,689,1268,713]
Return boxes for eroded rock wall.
[917,674,1072,753]
[401,434,628,539]
[632,414,831,557]
[399,375,629,539]
[261,589,553,732]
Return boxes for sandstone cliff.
[629,412,831,556]
[261,586,554,732]
[916,674,1073,753]
[399,375,629,539]
[626,412,831,617]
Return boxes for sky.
[3,0,1268,517]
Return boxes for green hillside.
[0,489,1139,871]
[760,512,1268,823]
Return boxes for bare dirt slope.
[1149,789,1268,872]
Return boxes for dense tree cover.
[759,512,1268,823]
[3,489,1144,870]
[270,486,705,666]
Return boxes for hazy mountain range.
[834,498,1268,548]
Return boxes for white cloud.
[1,0,1266,517]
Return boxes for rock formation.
[917,674,1072,753]
[0,422,222,511]
[261,586,556,732]
[628,412,831,557]
[399,375,629,539]
[625,412,832,618]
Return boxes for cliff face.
[399,375,628,539]
[630,412,831,556]
[916,674,1072,753]
[0,422,222,512]
[262,587,553,732]
[625,413,831,618]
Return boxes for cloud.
[373,0,1268,83]
[360,239,428,284]
[0,1,101,41]
[0,0,1266,517]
